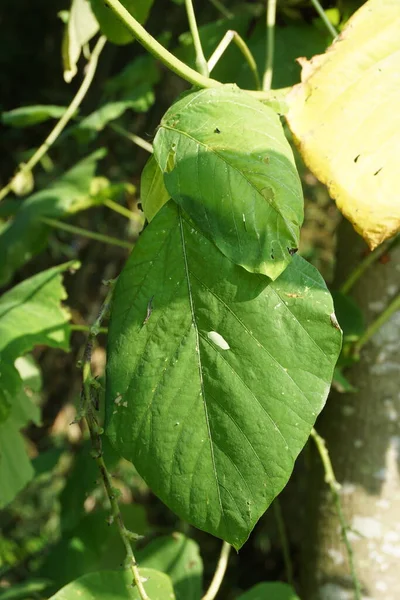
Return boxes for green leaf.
[0,150,104,286]
[48,568,175,599]
[104,55,160,109]
[140,155,170,222]
[287,0,400,249]
[1,105,68,128]
[0,579,50,600]
[0,262,75,508]
[153,86,303,279]
[237,582,300,600]
[137,533,202,600]
[90,0,154,45]
[106,202,341,549]
[332,292,364,343]
[62,0,99,82]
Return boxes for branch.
[0,36,107,203]
[208,30,261,91]
[202,541,231,600]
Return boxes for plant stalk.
[202,541,231,600]
[273,499,293,585]
[310,0,338,38]
[184,0,209,76]
[354,293,400,354]
[310,428,362,600]
[262,0,277,91]
[208,30,261,90]
[103,198,135,220]
[0,36,107,203]
[110,123,153,153]
[40,216,132,249]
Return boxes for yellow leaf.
[287,0,400,249]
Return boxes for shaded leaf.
[0,579,50,600]
[106,202,341,548]
[1,105,68,128]
[154,86,303,279]
[62,0,99,82]
[137,533,202,600]
[237,582,300,599]
[48,568,175,599]
[0,150,105,286]
[140,155,170,222]
[287,0,400,249]
[90,0,154,45]
[104,55,159,109]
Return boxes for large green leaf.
[237,582,300,599]
[137,533,202,600]
[48,569,175,599]
[0,150,104,286]
[1,105,68,128]
[153,86,303,279]
[106,202,341,549]
[90,0,154,45]
[140,155,170,222]
[0,262,74,507]
[62,0,99,82]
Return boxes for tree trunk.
[302,221,400,600]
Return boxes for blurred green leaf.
[140,155,169,222]
[0,262,75,508]
[332,292,364,343]
[0,579,51,600]
[237,582,300,599]
[48,569,175,599]
[0,149,105,286]
[90,0,154,45]
[332,366,357,394]
[1,105,68,128]
[62,0,99,82]
[137,533,202,600]
[104,55,159,109]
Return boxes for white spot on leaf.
[207,331,230,350]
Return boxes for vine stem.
[273,499,293,585]
[0,36,107,204]
[340,235,399,295]
[310,0,338,38]
[81,282,150,600]
[202,541,231,600]
[70,324,108,334]
[208,30,261,91]
[40,216,132,249]
[110,123,153,154]
[184,0,209,76]
[262,0,277,91]
[103,198,135,220]
[310,428,362,600]
[354,293,400,354]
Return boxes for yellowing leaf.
[287,0,400,249]
[62,0,99,83]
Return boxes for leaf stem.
[70,323,108,334]
[80,282,150,600]
[184,0,209,76]
[202,541,231,600]
[103,198,135,220]
[310,0,338,38]
[208,0,233,19]
[208,30,261,90]
[273,499,293,585]
[110,123,153,153]
[0,36,107,203]
[262,0,277,91]
[310,428,362,600]
[340,236,399,295]
[40,216,132,249]
[354,293,400,354]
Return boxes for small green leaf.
[154,86,303,279]
[104,55,159,109]
[1,105,68,128]
[0,579,50,600]
[0,150,104,286]
[48,569,175,599]
[90,0,154,45]
[62,0,99,82]
[140,155,170,222]
[137,533,202,600]
[237,582,300,600]
[106,202,341,548]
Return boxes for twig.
[185,0,209,76]
[40,216,132,249]
[109,123,153,153]
[208,30,261,90]
[103,198,135,220]
[262,0,277,91]
[310,0,338,38]
[202,541,231,600]
[310,428,362,600]
[0,36,107,203]
[80,282,151,600]
[340,235,399,295]
[273,499,293,585]
[354,293,400,355]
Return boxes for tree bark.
[302,221,400,600]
